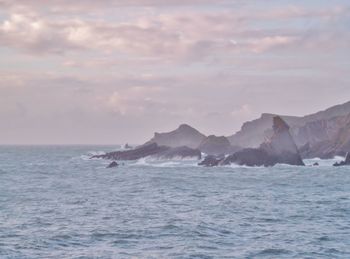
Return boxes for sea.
[0,145,350,259]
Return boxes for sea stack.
[260,116,305,166]
[221,116,304,167]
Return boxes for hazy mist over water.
[1,146,350,258]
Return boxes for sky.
[0,0,349,145]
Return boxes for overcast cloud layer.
[0,0,349,144]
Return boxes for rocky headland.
[92,142,202,161]
[227,101,350,159]
[92,101,350,167]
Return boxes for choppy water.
[1,146,350,258]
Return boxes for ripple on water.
[254,248,293,257]
[1,146,350,258]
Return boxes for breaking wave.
[130,157,199,167]
[304,156,345,167]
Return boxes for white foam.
[303,156,345,167]
[87,151,106,156]
[222,163,265,169]
[130,157,199,168]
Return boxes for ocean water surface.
[0,145,350,258]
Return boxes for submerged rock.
[333,153,350,167]
[107,161,119,168]
[92,143,201,161]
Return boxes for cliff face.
[228,101,350,158]
[146,124,206,149]
[298,114,350,158]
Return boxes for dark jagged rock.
[92,143,169,160]
[198,135,239,156]
[155,146,201,160]
[92,143,201,161]
[146,124,206,149]
[227,113,300,148]
[333,153,350,167]
[107,161,119,168]
[221,148,275,167]
[198,155,224,167]
[260,116,305,166]
[222,116,304,167]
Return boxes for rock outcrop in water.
[333,153,350,167]
[93,143,167,160]
[107,161,119,168]
[92,143,201,161]
[221,116,304,167]
[146,124,206,149]
[260,116,305,166]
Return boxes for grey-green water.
[1,146,350,258]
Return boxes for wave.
[72,150,110,161]
[130,157,199,168]
[221,163,265,169]
[303,156,344,167]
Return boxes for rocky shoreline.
[94,116,305,168]
[93,101,350,168]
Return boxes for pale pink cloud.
[0,0,349,144]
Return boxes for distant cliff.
[96,101,350,163]
[228,101,350,158]
[298,114,350,158]
[146,124,206,149]
[145,124,240,155]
